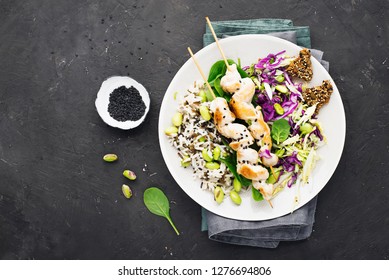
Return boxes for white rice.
[167,81,234,194]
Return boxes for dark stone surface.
[0,0,388,259]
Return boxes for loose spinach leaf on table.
[271,118,291,144]
[143,187,179,235]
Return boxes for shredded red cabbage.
[289,117,300,136]
[287,172,298,188]
[275,169,284,183]
[256,92,300,122]
[278,151,302,172]
[257,96,275,122]
[275,92,300,120]
[308,127,324,141]
[255,51,286,71]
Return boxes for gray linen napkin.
[201,23,329,248]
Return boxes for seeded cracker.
[286,49,313,81]
[302,80,333,113]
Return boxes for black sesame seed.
[107,86,146,122]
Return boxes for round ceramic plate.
[158,34,345,221]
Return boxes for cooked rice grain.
[168,87,233,194]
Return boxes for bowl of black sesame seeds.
[95,76,150,129]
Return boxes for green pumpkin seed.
[180,155,191,168]
[199,105,211,121]
[233,178,242,193]
[274,103,284,115]
[275,75,285,83]
[122,184,132,199]
[202,149,213,162]
[229,190,242,205]
[300,123,314,135]
[172,112,183,127]
[212,146,221,160]
[123,170,136,180]
[164,126,178,136]
[198,90,207,102]
[205,162,220,170]
[214,187,224,204]
[103,154,118,162]
[275,85,288,93]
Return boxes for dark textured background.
[0,0,388,259]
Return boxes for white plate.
[158,35,346,221]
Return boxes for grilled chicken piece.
[253,181,274,201]
[220,64,242,93]
[210,97,254,150]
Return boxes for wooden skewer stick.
[187,47,216,100]
[268,166,276,208]
[270,166,276,178]
[205,16,231,72]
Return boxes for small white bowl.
[95,76,150,130]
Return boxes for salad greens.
[166,50,326,205]
[205,50,325,197]
[219,154,252,187]
[252,187,264,201]
[208,59,249,101]
[271,119,291,144]
[208,59,248,84]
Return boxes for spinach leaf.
[207,59,248,103]
[214,77,231,102]
[143,187,179,235]
[226,59,249,78]
[208,61,226,83]
[219,153,251,187]
[252,187,264,201]
[271,118,291,144]
[208,59,248,84]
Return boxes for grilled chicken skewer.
[187,47,269,185]
[219,65,277,204]
[210,97,273,205]
[221,65,279,166]
[205,16,278,204]
[188,36,275,205]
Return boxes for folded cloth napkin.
[201,19,329,248]
[203,19,311,48]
